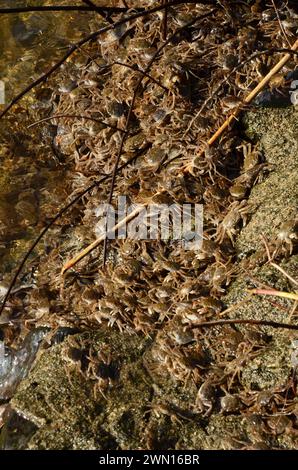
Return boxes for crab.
[187,144,222,181]
[86,347,117,399]
[197,260,235,294]
[195,380,216,417]
[273,218,298,255]
[148,402,190,424]
[220,392,243,414]
[210,262,235,294]
[237,142,261,172]
[61,336,87,385]
[221,342,261,390]
[216,200,252,245]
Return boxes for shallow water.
[0,328,48,400]
[0,0,96,275]
[0,1,96,409]
[0,0,92,100]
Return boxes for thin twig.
[261,234,298,287]
[244,274,294,317]
[247,288,298,301]
[81,0,114,24]
[28,114,127,133]
[0,0,215,14]
[0,6,129,14]
[289,301,298,320]
[193,318,298,331]
[218,294,254,316]
[271,0,292,48]
[261,233,273,261]
[270,262,298,288]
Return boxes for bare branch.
[28,114,127,133]
[271,0,292,48]
[0,5,128,14]
[194,318,298,331]
[81,0,114,23]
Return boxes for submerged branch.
[0,5,129,14]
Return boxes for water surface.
[0,0,96,276]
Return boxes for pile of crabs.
[2,1,298,449]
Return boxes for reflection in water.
[0,1,96,275]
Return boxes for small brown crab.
[273,218,298,255]
[61,336,88,385]
[216,200,252,244]
[195,380,216,417]
[238,142,261,172]
[87,347,118,399]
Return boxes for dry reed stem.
[193,318,298,331]
[270,261,298,288]
[184,37,298,172]
[61,204,147,275]
[247,288,298,301]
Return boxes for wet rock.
[0,407,38,450]
[5,330,151,450]
[0,328,48,400]
[11,19,41,47]
[0,326,79,402]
